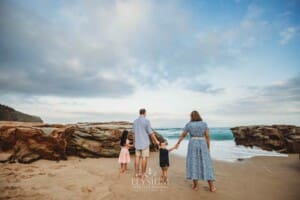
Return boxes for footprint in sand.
[2,186,20,190]
[24,165,39,169]
[47,173,56,177]
[5,172,15,176]
[20,173,38,179]
[81,186,95,193]
[0,185,23,198]
[49,165,67,170]
[13,167,20,172]
[24,168,35,173]
[65,184,77,190]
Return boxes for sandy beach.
[1,153,299,200]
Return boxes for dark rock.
[231,125,300,153]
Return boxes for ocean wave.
[156,128,234,141]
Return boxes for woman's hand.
[176,130,187,149]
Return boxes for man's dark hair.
[139,108,146,115]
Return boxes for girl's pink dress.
[118,139,130,163]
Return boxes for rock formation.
[0,104,43,122]
[0,121,165,163]
[231,125,300,153]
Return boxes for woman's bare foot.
[192,180,199,191]
[210,186,216,192]
[208,180,216,192]
[192,185,199,191]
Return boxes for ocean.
[155,127,287,162]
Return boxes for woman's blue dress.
[184,121,215,180]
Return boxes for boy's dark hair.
[120,130,129,147]
[139,108,146,115]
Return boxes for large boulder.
[231,125,300,153]
[0,121,165,163]
[0,123,71,163]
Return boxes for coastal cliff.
[0,104,43,123]
[231,125,300,153]
[0,121,165,163]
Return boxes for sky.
[0,0,299,128]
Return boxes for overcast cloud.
[0,0,299,126]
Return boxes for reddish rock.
[0,121,165,163]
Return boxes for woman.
[175,111,216,192]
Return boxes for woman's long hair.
[120,130,129,147]
[190,110,203,121]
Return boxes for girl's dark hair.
[120,130,129,147]
[190,110,203,121]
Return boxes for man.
[133,108,160,178]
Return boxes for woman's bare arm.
[175,130,188,148]
[205,129,210,150]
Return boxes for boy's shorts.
[135,147,149,158]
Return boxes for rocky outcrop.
[0,104,43,122]
[0,121,165,163]
[231,125,300,153]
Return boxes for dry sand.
[0,153,299,200]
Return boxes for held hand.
[175,143,180,149]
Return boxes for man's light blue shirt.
[133,116,152,150]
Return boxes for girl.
[118,130,133,173]
[159,141,177,183]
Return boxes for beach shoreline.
[1,153,299,200]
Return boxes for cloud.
[180,79,225,94]
[0,0,270,98]
[0,1,136,97]
[0,0,297,100]
[215,74,300,116]
[260,74,300,102]
[279,26,297,45]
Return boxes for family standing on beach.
[118,108,216,192]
